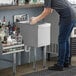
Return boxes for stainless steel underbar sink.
[17,21,51,70]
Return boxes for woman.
[30,0,76,71]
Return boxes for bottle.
[8,21,13,35]
[3,36,7,44]
[17,33,22,44]
[33,0,37,3]
[13,0,18,5]
[12,23,16,31]
[7,36,12,45]
[12,0,16,5]
[5,25,9,37]
[18,0,25,5]
[2,16,6,26]
[39,0,44,3]
[0,20,2,29]
[25,0,29,4]
[1,28,6,43]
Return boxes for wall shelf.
[0,3,44,10]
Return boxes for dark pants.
[57,17,76,67]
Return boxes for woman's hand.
[30,8,53,25]
[30,17,38,25]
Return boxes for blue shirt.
[44,0,76,20]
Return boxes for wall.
[0,7,44,69]
[0,6,67,70]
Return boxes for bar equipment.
[17,21,51,69]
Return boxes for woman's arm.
[30,8,53,25]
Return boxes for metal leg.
[47,45,51,61]
[12,53,16,76]
[28,50,31,63]
[33,47,37,70]
[18,52,21,65]
[43,46,47,68]
[69,38,72,65]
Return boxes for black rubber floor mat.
[22,66,76,76]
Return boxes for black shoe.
[48,64,63,71]
[64,63,70,68]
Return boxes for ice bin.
[17,22,51,47]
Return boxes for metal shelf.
[0,3,44,10]
[0,43,25,76]
[2,44,24,55]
